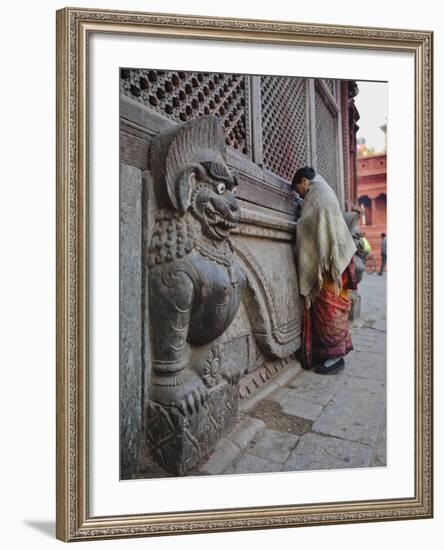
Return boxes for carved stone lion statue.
[147,115,245,417]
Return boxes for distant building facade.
[357,153,387,271]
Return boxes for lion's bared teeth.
[206,210,237,230]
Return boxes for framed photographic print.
[56,7,433,541]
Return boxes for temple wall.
[119,71,351,477]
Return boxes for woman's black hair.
[292,167,316,190]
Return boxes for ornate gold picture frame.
[56,7,433,541]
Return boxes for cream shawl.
[295,175,356,307]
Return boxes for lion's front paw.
[150,371,208,414]
[177,385,208,415]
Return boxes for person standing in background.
[379,233,387,275]
[361,232,371,262]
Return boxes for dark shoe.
[314,357,345,375]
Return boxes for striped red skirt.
[302,260,357,370]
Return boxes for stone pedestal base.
[145,380,239,475]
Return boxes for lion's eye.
[216,183,226,194]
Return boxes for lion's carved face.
[190,161,240,241]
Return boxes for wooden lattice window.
[120,69,248,154]
[315,89,339,193]
[260,76,308,182]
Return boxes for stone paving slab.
[312,376,386,448]
[351,328,386,345]
[275,386,331,408]
[351,329,378,341]
[371,319,387,332]
[199,438,240,476]
[374,332,387,354]
[285,371,346,405]
[351,333,380,352]
[248,428,299,463]
[352,342,380,353]
[228,416,265,451]
[231,453,283,474]
[350,332,376,340]
[284,433,374,471]
[288,369,345,392]
[268,386,291,403]
[279,394,324,421]
[344,350,386,382]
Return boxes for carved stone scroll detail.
[232,240,302,359]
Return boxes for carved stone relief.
[120,99,305,477]
[145,115,245,474]
[233,237,302,359]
